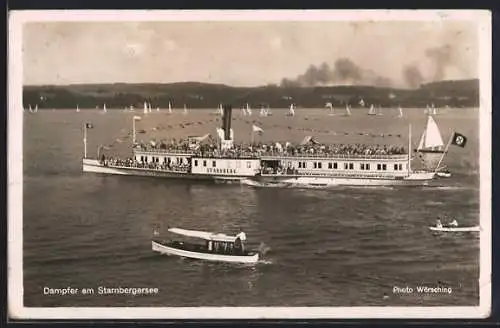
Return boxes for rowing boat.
[429,226,480,232]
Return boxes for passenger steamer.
[82,105,439,186]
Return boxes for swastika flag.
[451,132,467,148]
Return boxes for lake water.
[22,108,480,307]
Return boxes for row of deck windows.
[292,161,406,171]
[139,156,184,164]
[193,160,252,169]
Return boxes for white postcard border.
[8,9,492,320]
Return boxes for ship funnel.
[222,105,232,140]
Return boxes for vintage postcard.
[8,10,491,320]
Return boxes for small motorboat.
[152,227,260,264]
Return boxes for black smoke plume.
[403,64,424,88]
[425,44,454,81]
[280,58,392,88]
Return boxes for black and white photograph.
[8,10,491,319]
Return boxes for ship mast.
[408,124,412,174]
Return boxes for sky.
[22,19,479,88]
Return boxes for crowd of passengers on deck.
[100,155,190,172]
[134,138,406,158]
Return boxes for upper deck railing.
[133,147,408,160]
[260,153,408,160]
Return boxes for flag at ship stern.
[451,132,467,148]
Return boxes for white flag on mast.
[252,124,264,133]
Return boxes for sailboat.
[266,105,272,116]
[149,102,152,113]
[29,105,33,113]
[432,104,438,115]
[144,101,148,114]
[34,104,38,113]
[417,115,445,153]
[168,102,172,114]
[103,103,107,113]
[157,107,160,112]
[246,103,252,116]
[344,104,352,116]
[76,105,80,112]
[287,104,295,116]
[398,105,404,118]
[183,104,188,115]
[377,105,383,116]
[367,104,376,115]
[326,102,335,116]
[416,115,446,171]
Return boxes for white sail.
[29,105,33,112]
[76,105,80,112]
[144,101,148,114]
[168,102,172,113]
[368,104,375,115]
[35,104,38,112]
[183,104,188,114]
[425,116,444,148]
[398,106,403,118]
[246,103,252,116]
[418,115,444,150]
[157,107,160,112]
[103,103,107,112]
[289,104,295,116]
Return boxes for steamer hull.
[152,241,259,264]
[256,172,435,187]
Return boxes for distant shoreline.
[22,79,479,109]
